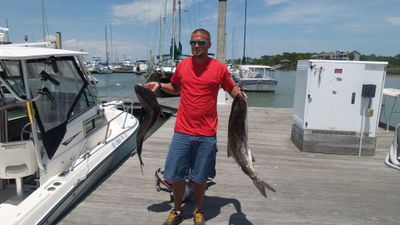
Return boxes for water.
[93,71,400,108]
[94,73,146,98]
[246,71,296,108]
[93,71,298,107]
[383,74,400,89]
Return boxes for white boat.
[0,46,139,225]
[134,60,150,74]
[234,65,277,92]
[96,65,113,74]
[85,57,101,73]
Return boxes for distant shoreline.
[387,67,400,75]
[277,67,400,75]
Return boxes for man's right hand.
[145,82,160,93]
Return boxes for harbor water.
[93,71,400,107]
[93,71,298,108]
[93,71,400,128]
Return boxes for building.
[312,50,361,61]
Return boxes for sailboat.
[146,0,184,96]
[97,25,113,74]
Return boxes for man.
[146,28,243,225]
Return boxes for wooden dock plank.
[58,106,400,225]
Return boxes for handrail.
[102,101,131,130]
[69,103,134,171]
[0,102,25,111]
[70,138,88,171]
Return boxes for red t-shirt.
[171,57,235,136]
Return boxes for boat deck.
[58,105,400,225]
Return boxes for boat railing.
[70,138,88,172]
[101,100,132,130]
[65,100,134,175]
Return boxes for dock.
[58,104,400,225]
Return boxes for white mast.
[109,23,113,64]
[178,0,181,46]
[105,26,109,65]
[242,0,247,64]
[171,0,177,63]
[41,0,50,42]
[158,0,168,64]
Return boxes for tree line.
[230,52,400,74]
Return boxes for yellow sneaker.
[163,209,184,225]
[193,210,205,225]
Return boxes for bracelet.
[158,82,162,89]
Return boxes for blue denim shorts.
[163,132,217,184]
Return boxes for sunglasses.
[189,40,208,46]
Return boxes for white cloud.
[111,0,196,25]
[259,1,343,25]
[63,38,148,61]
[63,39,104,56]
[111,0,163,24]
[386,16,400,26]
[264,0,290,6]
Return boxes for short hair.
[192,28,211,41]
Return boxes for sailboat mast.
[159,0,168,64]
[242,0,247,64]
[232,27,235,63]
[110,23,113,64]
[105,26,109,65]
[5,19,9,42]
[178,0,181,46]
[171,0,177,63]
[41,0,50,42]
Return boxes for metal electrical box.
[291,60,387,156]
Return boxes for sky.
[0,0,399,63]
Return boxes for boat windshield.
[1,55,97,158]
[26,56,95,131]
[0,60,26,97]
[240,67,275,79]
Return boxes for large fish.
[227,93,276,198]
[134,84,161,172]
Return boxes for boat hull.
[238,79,278,92]
[43,131,137,225]
[0,109,138,225]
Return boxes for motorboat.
[233,65,277,92]
[134,60,150,75]
[0,46,139,224]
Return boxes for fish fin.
[227,147,232,158]
[252,177,267,198]
[160,111,167,119]
[139,155,144,175]
[252,177,276,198]
[246,148,255,162]
[261,179,276,193]
[138,107,144,123]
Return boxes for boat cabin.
[0,46,101,194]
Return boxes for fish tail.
[261,179,276,193]
[139,155,144,175]
[140,164,144,175]
[252,177,276,198]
